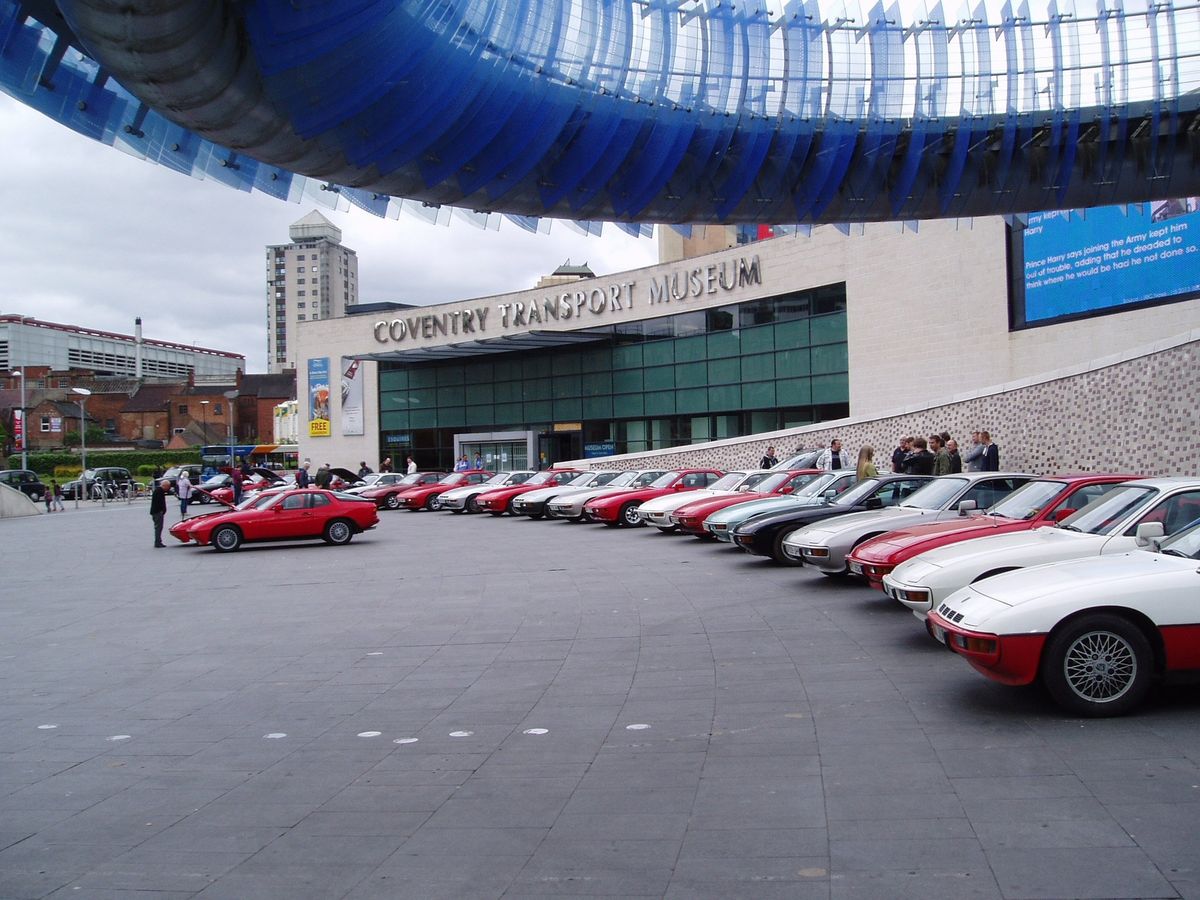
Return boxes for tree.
[63,425,106,448]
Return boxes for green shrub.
[28,449,201,476]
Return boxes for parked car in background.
[440,471,536,512]
[0,469,47,502]
[344,472,412,495]
[847,474,1137,589]
[170,488,378,551]
[397,471,494,511]
[545,470,670,521]
[160,465,204,494]
[359,471,447,509]
[884,477,1200,619]
[198,467,288,505]
[670,470,825,537]
[584,469,724,527]
[926,519,1200,716]
[511,471,626,518]
[635,470,776,531]
[702,470,861,541]
[782,472,1034,575]
[61,467,135,499]
[731,475,935,564]
[476,469,582,515]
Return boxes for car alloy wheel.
[385,493,402,510]
[619,502,641,527]
[467,495,482,513]
[1041,614,1152,717]
[212,525,242,552]
[323,519,354,545]
[426,494,441,511]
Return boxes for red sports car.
[845,474,1139,589]
[583,469,724,527]
[360,471,447,509]
[169,488,379,551]
[476,469,582,515]
[670,469,825,537]
[397,470,494,511]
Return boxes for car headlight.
[892,586,931,604]
[803,547,829,558]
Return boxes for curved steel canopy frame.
[2,0,1198,226]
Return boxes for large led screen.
[1011,198,1200,328]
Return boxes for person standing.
[946,440,963,473]
[856,446,879,479]
[473,453,483,470]
[51,479,65,511]
[177,470,193,518]
[903,437,936,475]
[150,479,169,547]
[358,461,373,478]
[931,434,953,476]
[315,464,332,489]
[406,456,418,475]
[980,431,1000,471]
[962,431,985,471]
[295,462,311,488]
[380,457,393,473]
[230,465,244,505]
[816,439,845,471]
[44,487,53,513]
[759,446,779,468]
[891,437,912,473]
[454,455,469,472]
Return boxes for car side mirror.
[957,499,978,516]
[1135,521,1165,549]
[779,486,793,494]
[823,489,838,501]
[1053,508,1076,523]
[864,497,883,509]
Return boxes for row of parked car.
[364,457,1200,719]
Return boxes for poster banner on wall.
[340,357,364,436]
[12,410,23,451]
[308,357,331,437]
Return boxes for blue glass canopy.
[2,0,1198,225]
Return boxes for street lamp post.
[200,399,209,447]
[223,390,238,474]
[71,387,92,508]
[10,368,25,469]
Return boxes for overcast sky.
[0,96,660,373]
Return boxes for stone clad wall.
[568,337,1200,478]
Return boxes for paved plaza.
[1,499,1198,899]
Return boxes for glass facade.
[379,284,848,468]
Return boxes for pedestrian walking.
[177,470,193,518]
[51,479,65,511]
[230,466,244,505]
[44,488,52,513]
[150,479,169,547]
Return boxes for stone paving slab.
[2,501,1199,898]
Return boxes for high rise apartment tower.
[266,211,359,373]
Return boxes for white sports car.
[885,477,1200,618]
[439,471,534,512]
[927,519,1200,717]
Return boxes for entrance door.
[538,431,583,467]
[457,432,533,471]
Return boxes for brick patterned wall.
[571,338,1200,477]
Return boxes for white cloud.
[0,96,659,371]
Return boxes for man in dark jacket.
[980,431,1000,471]
[902,437,936,475]
[295,463,311,488]
[315,464,332,489]
[150,479,169,547]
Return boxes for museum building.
[295,212,1200,472]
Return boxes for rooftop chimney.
[135,317,143,379]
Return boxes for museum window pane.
[612,345,643,369]
[612,393,645,417]
[674,334,707,362]
[613,369,644,393]
[741,353,775,381]
[436,365,464,385]
[465,406,494,426]
[706,307,735,331]
[523,355,552,379]
[644,391,676,417]
[379,369,409,391]
[553,397,582,420]
[690,416,712,441]
[740,325,774,353]
[380,410,409,430]
[467,382,494,405]
[773,318,810,348]
[673,311,705,336]
[743,382,776,409]
[812,375,850,405]
[643,366,675,391]
[524,400,553,422]
[775,348,811,377]
[411,408,438,428]
[522,379,551,401]
[777,377,813,406]
[582,372,613,396]
[409,368,437,388]
[713,414,740,439]
[643,341,674,366]
[811,344,849,375]
[552,353,581,375]
[674,362,707,388]
[749,409,778,433]
[494,402,522,422]
[708,358,740,385]
[811,311,847,345]
[707,331,740,358]
[675,388,708,414]
[708,385,740,410]
[436,385,465,407]
[439,406,466,428]
[582,395,613,419]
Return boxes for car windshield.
[834,478,888,505]
[649,472,683,489]
[505,472,534,485]
[254,492,287,509]
[1160,521,1200,559]
[773,451,820,470]
[1058,484,1158,535]
[201,475,228,488]
[438,473,468,485]
[567,473,596,486]
[636,470,668,485]
[794,473,839,497]
[986,480,1068,519]
[523,472,557,486]
[755,473,794,492]
[482,473,511,485]
[592,472,622,485]
[709,473,746,491]
[900,477,972,510]
[395,473,423,485]
[359,474,383,486]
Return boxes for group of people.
[890,430,1000,476]
[41,480,65,512]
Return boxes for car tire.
[197,493,210,504]
[1040,614,1153,717]
[618,503,641,527]
[212,525,242,552]
[425,494,441,511]
[467,495,481,513]
[30,490,42,502]
[385,493,402,510]
[323,519,355,545]
[771,528,803,566]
